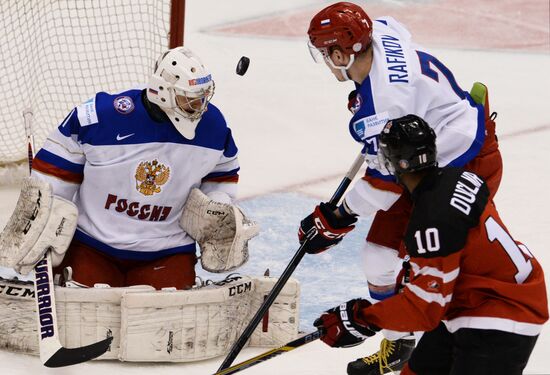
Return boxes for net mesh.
[0,0,173,165]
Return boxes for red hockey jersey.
[361,168,548,336]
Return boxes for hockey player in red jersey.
[312,114,548,375]
[302,2,503,372]
[0,47,258,290]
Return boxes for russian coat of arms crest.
[135,159,170,196]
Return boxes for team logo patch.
[135,159,170,196]
[350,93,362,114]
[114,96,135,114]
[427,280,440,291]
[399,159,410,170]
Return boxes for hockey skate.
[347,338,415,375]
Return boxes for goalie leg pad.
[0,178,78,275]
[180,188,259,273]
[119,275,300,361]
[120,276,256,362]
[0,277,154,359]
[0,277,38,354]
[249,276,300,347]
[0,275,300,361]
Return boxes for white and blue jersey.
[32,88,240,260]
[344,17,486,216]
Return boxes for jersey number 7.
[417,51,466,100]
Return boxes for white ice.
[0,0,549,374]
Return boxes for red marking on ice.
[213,0,549,52]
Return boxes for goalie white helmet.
[147,47,215,139]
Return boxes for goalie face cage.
[0,0,185,165]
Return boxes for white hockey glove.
[180,188,259,273]
[0,177,78,275]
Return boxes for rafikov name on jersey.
[381,34,408,83]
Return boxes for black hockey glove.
[314,298,379,348]
[298,202,357,254]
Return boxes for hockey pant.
[54,240,197,289]
[401,323,538,375]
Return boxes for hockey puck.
[236,56,250,76]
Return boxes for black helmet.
[378,114,437,176]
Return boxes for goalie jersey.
[361,168,548,336]
[31,89,240,260]
[345,17,489,214]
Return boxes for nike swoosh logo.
[116,133,135,141]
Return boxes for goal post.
[0,0,185,177]
[170,0,186,48]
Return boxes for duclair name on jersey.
[105,193,172,221]
[450,171,484,215]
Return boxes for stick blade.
[43,336,113,368]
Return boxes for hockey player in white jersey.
[1,47,258,290]
[301,2,502,374]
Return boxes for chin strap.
[326,54,355,81]
[340,68,351,81]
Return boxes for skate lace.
[378,339,396,373]
[360,338,396,372]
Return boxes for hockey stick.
[24,109,113,367]
[34,254,113,367]
[217,151,365,372]
[214,330,322,375]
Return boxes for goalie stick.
[214,330,321,375]
[34,253,113,367]
[24,109,113,367]
[217,151,365,372]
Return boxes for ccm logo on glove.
[206,209,226,216]
[299,202,357,254]
[313,217,346,239]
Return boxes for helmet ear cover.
[378,114,438,176]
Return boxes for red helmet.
[308,2,373,56]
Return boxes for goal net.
[0,0,184,181]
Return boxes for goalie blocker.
[0,178,77,275]
[180,188,259,272]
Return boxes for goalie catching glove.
[314,298,379,348]
[180,188,259,273]
[0,177,78,275]
[299,202,357,254]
